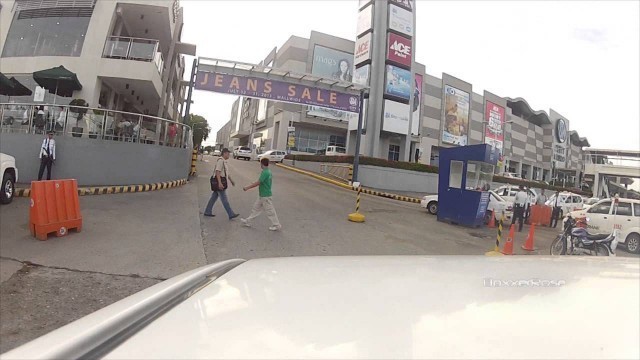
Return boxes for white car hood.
[5,256,639,359]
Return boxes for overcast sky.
[181,0,639,151]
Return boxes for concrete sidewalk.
[0,182,206,280]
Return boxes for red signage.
[387,33,412,67]
[484,101,505,152]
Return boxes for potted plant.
[69,99,88,137]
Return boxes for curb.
[15,179,188,198]
[276,163,421,204]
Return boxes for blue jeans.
[204,189,235,218]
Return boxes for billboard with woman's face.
[308,45,356,121]
[442,85,470,146]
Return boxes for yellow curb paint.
[276,163,422,205]
[15,178,188,197]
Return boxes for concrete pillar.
[363,0,389,158]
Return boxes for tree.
[185,114,210,149]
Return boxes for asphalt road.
[196,157,639,260]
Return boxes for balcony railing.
[103,36,164,74]
[0,103,192,149]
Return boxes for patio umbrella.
[32,65,82,103]
[7,77,32,96]
[0,72,15,95]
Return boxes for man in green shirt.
[240,158,281,231]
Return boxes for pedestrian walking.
[37,130,56,180]
[204,148,239,220]
[240,158,281,231]
[512,185,528,232]
[550,190,561,228]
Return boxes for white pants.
[246,196,280,226]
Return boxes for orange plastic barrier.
[529,205,552,226]
[29,179,82,241]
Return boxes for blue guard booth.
[437,144,500,227]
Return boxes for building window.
[2,8,93,58]
[388,144,400,161]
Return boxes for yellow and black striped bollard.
[486,211,506,256]
[348,184,365,223]
[190,149,197,177]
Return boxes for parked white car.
[582,197,600,210]
[566,198,640,254]
[234,146,252,161]
[501,172,520,178]
[212,149,221,156]
[545,191,584,218]
[494,185,537,207]
[257,150,286,163]
[421,190,513,222]
[0,152,18,204]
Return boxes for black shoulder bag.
[210,159,228,191]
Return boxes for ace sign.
[387,33,412,67]
[354,33,372,65]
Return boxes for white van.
[545,191,584,218]
[567,198,640,254]
[325,146,346,156]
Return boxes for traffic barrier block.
[29,179,82,241]
[529,205,552,226]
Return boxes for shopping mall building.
[215,30,590,186]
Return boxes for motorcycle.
[550,214,618,256]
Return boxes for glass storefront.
[293,127,346,154]
[2,7,93,58]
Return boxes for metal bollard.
[348,184,365,223]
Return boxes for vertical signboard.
[357,4,373,36]
[411,73,422,136]
[484,101,505,153]
[388,4,413,37]
[553,118,569,168]
[384,64,411,101]
[383,100,410,134]
[353,64,370,86]
[354,33,372,65]
[442,85,470,146]
[309,45,356,121]
[386,33,412,68]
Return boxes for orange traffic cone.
[487,211,496,228]
[522,223,536,251]
[502,224,515,255]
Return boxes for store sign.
[412,73,422,136]
[195,71,361,113]
[348,98,368,131]
[383,100,410,135]
[389,4,413,37]
[389,0,412,11]
[387,33,412,67]
[384,64,412,101]
[354,33,372,65]
[442,85,470,146]
[357,4,373,36]
[353,64,370,86]
[556,118,567,143]
[484,101,505,153]
[553,144,566,163]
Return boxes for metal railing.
[0,103,192,149]
[103,36,164,73]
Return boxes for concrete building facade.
[0,0,196,120]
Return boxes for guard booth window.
[449,161,463,189]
